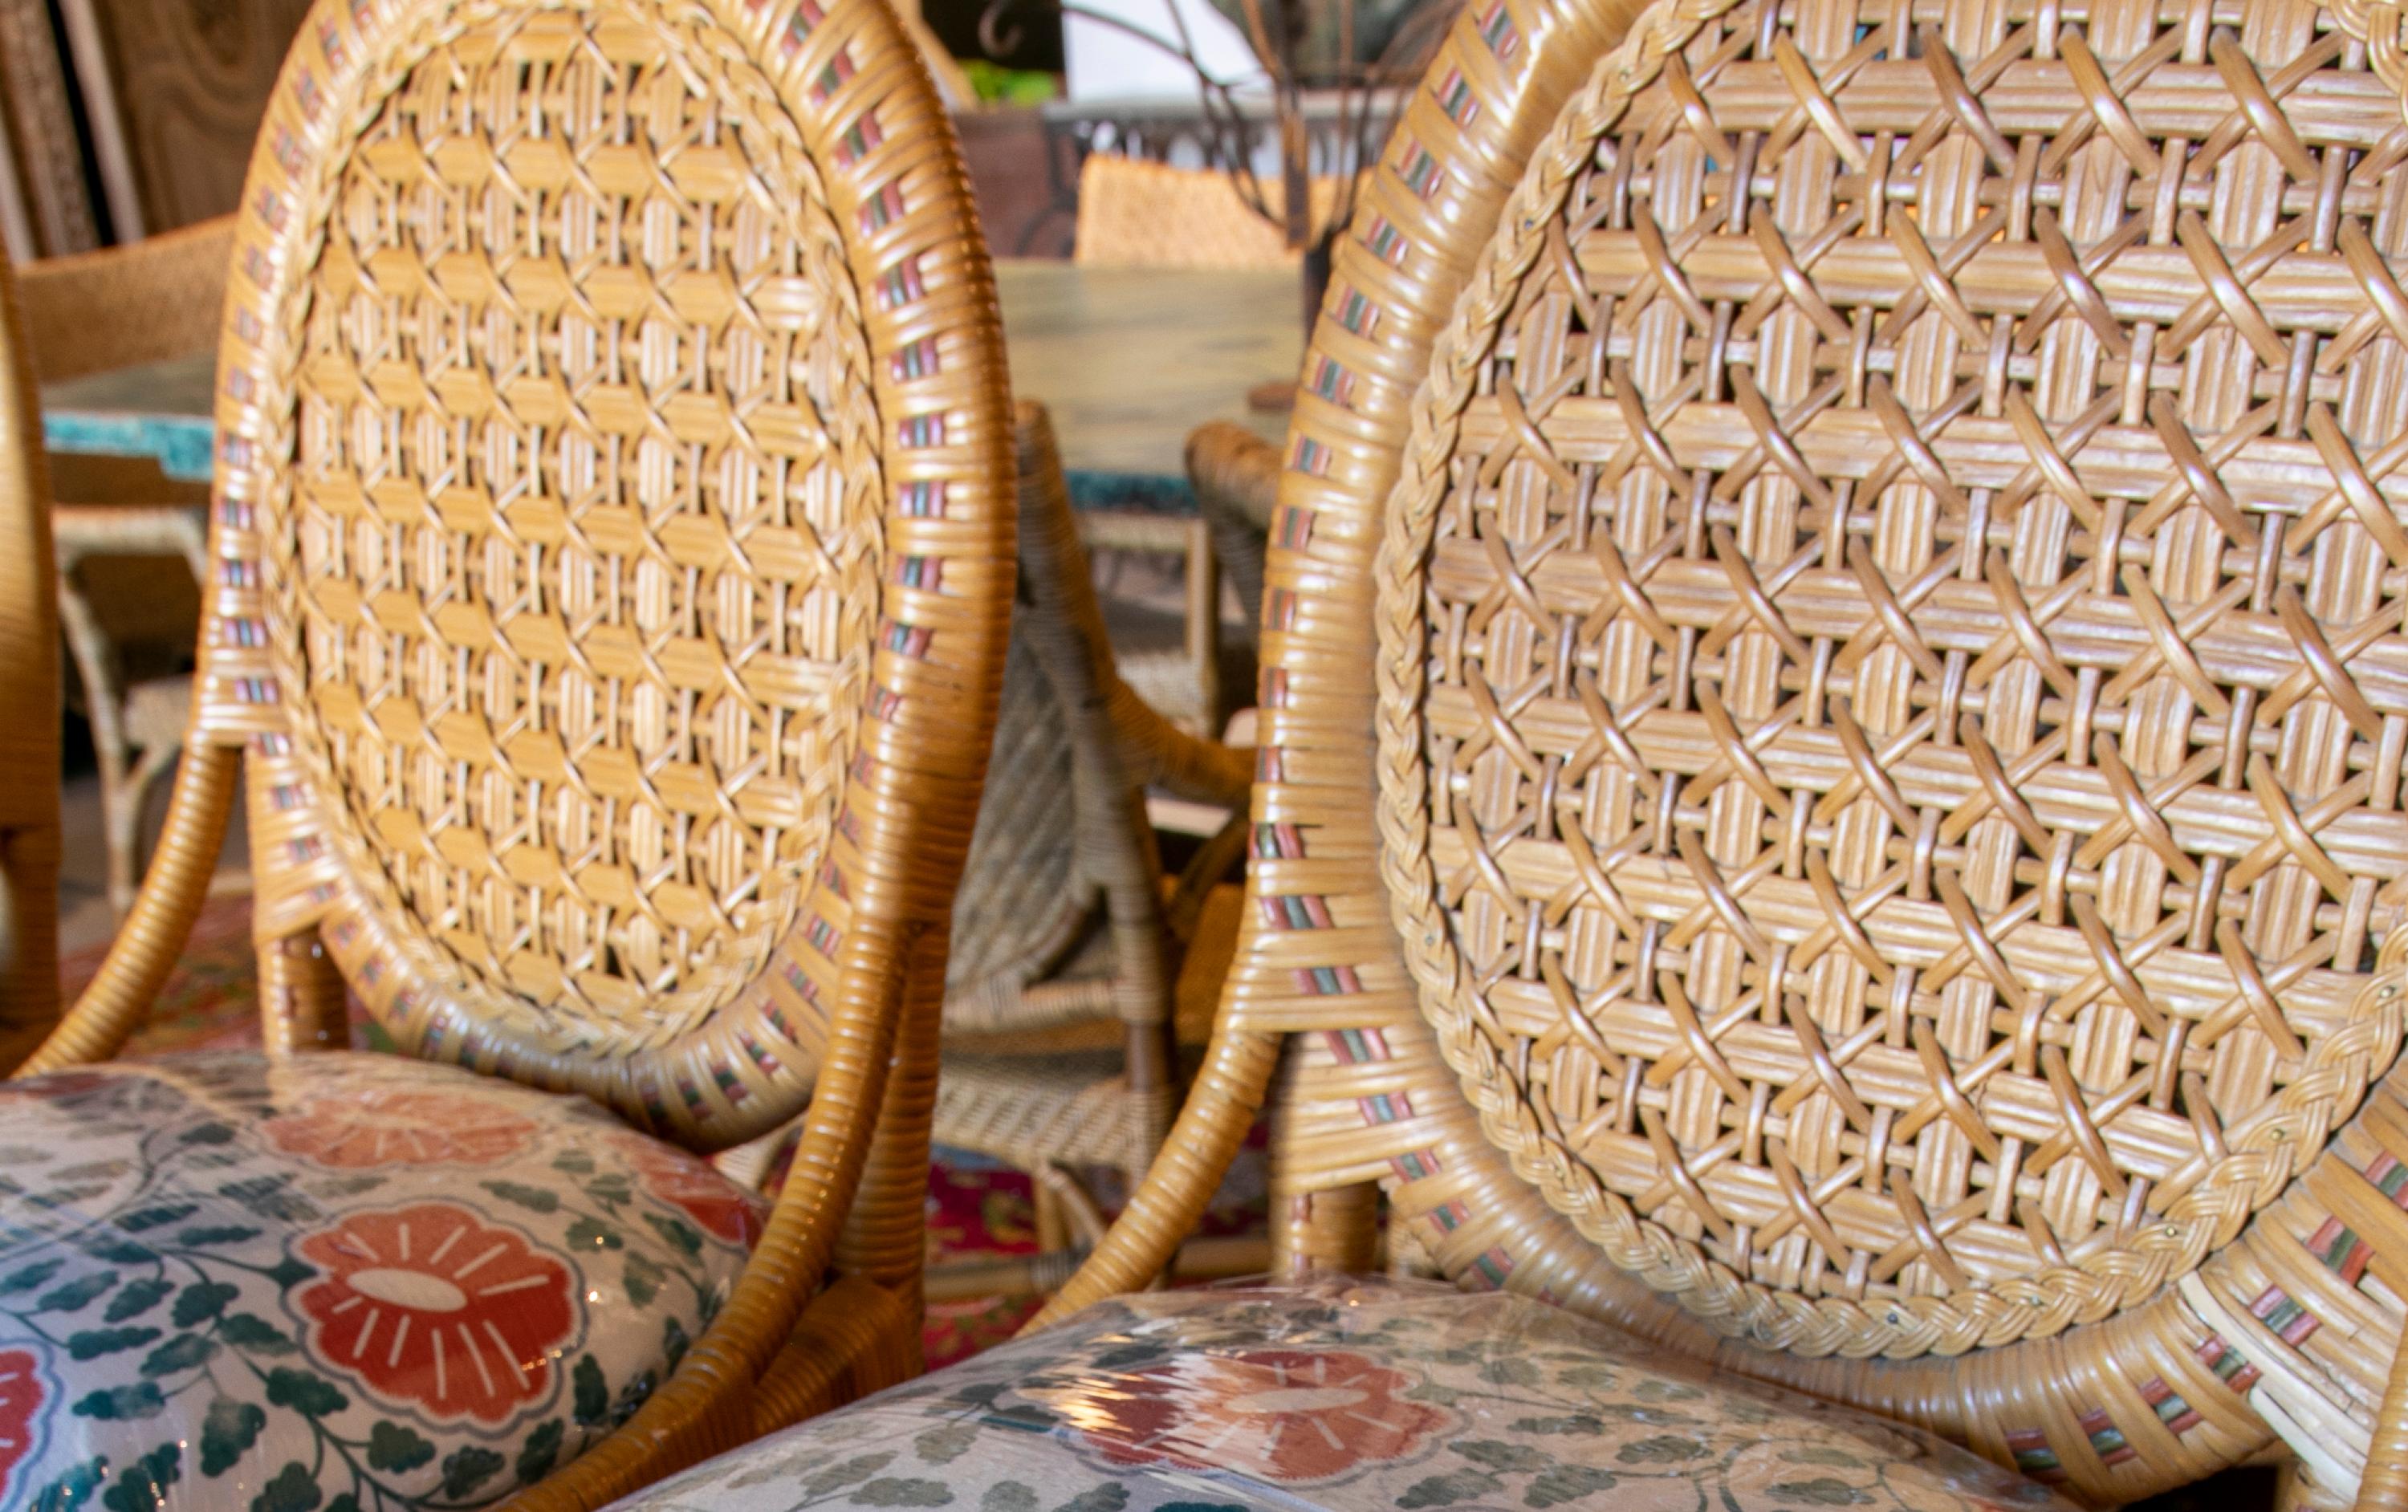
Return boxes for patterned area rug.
[56,896,1267,1369]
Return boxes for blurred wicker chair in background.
[930,400,1252,1276]
[0,0,1017,1504]
[1183,417,1278,650]
[18,214,233,917]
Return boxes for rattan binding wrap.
[1046,0,2408,1508]
[0,248,60,1073]
[16,0,1014,1499]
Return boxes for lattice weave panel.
[270,5,877,1054]
[1377,0,2408,1354]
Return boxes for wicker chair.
[0,0,1015,1503]
[612,2,2408,1511]
[932,400,1251,1262]
[19,215,232,917]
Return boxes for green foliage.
[199,1397,266,1475]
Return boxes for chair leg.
[1270,1078,1380,1277]
[257,927,349,1055]
[1183,516,1219,734]
[0,820,60,1072]
[55,561,134,916]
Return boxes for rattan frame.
[1039,2,2408,1510]
[12,0,1015,1500]
[0,247,62,1075]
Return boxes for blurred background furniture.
[1072,152,1341,268]
[18,213,230,921]
[1183,417,1277,652]
[934,401,1251,1280]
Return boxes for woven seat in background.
[1072,154,1344,270]
[933,401,1252,1258]
[1027,2,2408,1511]
[2,0,1018,1502]
[18,215,232,917]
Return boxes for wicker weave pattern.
[1376,0,2408,1352]
[1037,0,2408,1503]
[273,6,874,1057]
[193,0,1014,1150]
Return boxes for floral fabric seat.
[0,1053,763,1509]
[617,1280,2067,1512]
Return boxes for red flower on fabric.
[0,1347,48,1497]
[612,1132,767,1248]
[292,1204,577,1425]
[264,1087,538,1169]
[1062,1347,1452,1484]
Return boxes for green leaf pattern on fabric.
[0,1052,763,1508]
[619,1281,2073,1512]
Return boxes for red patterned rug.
[57,896,1267,1369]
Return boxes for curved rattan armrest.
[1186,421,1277,638]
[1110,684,1253,811]
[15,216,234,384]
[13,746,236,1076]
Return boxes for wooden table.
[39,259,1303,511]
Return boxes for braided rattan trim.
[1373,0,2408,1359]
[209,0,1014,1145]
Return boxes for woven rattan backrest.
[190,0,1012,1146]
[1045,0,2408,1506]
[0,250,59,1070]
[1075,154,1342,270]
[1383,0,2408,1340]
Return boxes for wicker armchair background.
[1072,154,1349,271]
[934,400,1251,1258]
[1039,2,2408,1510]
[18,215,234,918]
[12,0,1017,1501]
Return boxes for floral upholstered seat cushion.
[0,1051,764,1510]
[620,1278,2068,1512]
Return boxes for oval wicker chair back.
[1043,2,2408,1509]
[0,249,61,1071]
[18,0,1015,1156]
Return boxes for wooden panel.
[0,0,98,255]
[79,0,310,232]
